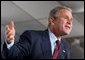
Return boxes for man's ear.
[49,17,55,25]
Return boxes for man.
[2,6,73,59]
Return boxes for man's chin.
[61,31,70,36]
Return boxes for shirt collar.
[48,28,61,44]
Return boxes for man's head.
[48,6,73,37]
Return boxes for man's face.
[53,9,73,36]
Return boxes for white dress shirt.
[6,39,14,49]
[48,28,61,55]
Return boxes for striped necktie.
[52,40,61,59]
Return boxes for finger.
[5,25,10,35]
[5,25,10,31]
[6,38,14,44]
[7,30,15,38]
[7,35,14,41]
[10,20,14,29]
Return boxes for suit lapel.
[58,39,66,59]
[40,30,67,59]
[41,29,52,59]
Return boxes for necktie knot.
[56,40,59,45]
[56,40,60,47]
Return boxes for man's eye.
[63,17,67,20]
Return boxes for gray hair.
[49,6,72,19]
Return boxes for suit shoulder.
[22,30,43,34]
[20,30,44,41]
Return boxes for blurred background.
[1,1,84,59]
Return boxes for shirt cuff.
[6,40,14,49]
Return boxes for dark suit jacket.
[2,29,70,59]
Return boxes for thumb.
[10,20,14,29]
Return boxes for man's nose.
[67,21,71,25]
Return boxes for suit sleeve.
[2,31,32,59]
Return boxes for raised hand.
[5,20,15,44]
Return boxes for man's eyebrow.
[66,15,73,21]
